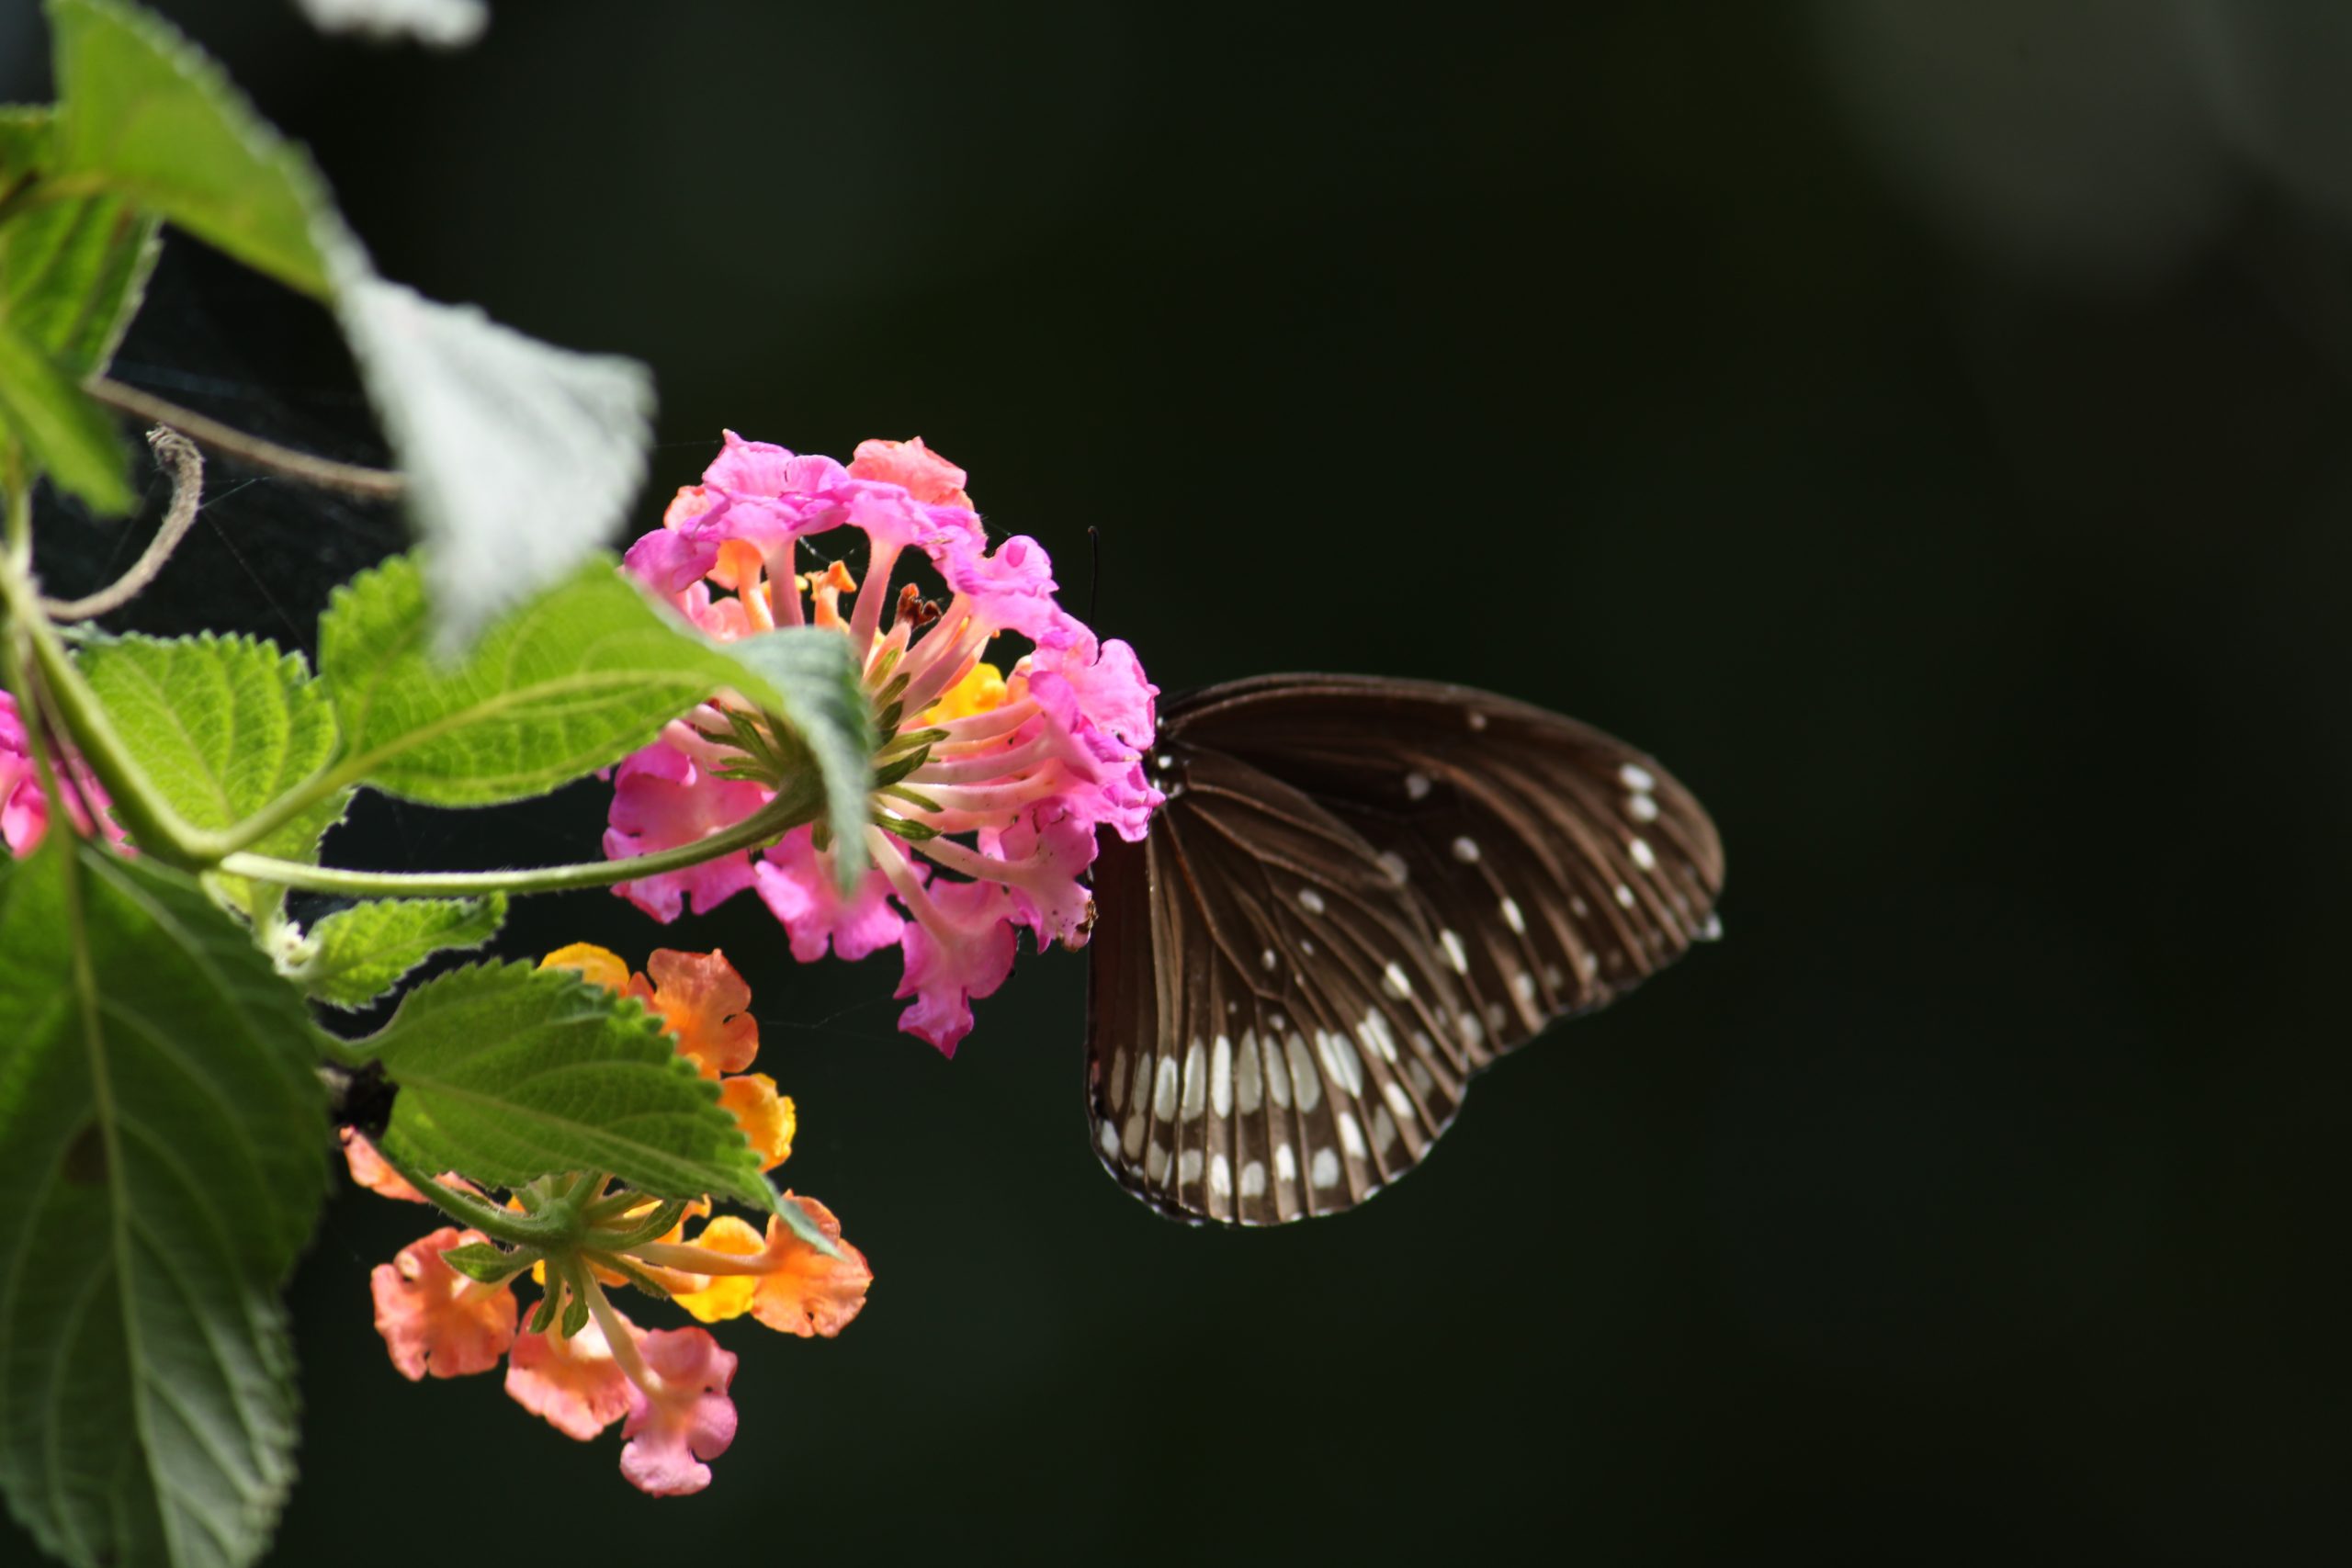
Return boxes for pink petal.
[618,1327,740,1496]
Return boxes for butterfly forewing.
[1085,674,1724,1226]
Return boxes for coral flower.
[613,434,1162,1054]
[507,1318,634,1440]
[371,1227,518,1380]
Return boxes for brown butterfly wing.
[1085,675,1724,1225]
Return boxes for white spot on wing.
[1209,1152,1232,1200]
[1237,1030,1264,1112]
[1408,1059,1436,1096]
[1098,1119,1119,1156]
[1405,771,1432,801]
[1339,1111,1366,1158]
[1629,837,1657,871]
[1180,1041,1207,1121]
[1261,947,1278,972]
[1240,1159,1267,1198]
[1500,897,1526,935]
[1701,912,1724,941]
[1265,1035,1295,1109]
[1383,961,1414,998]
[1385,1081,1417,1122]
[1468,711,1489,731]
[1108,1049,1129,1111]
[1615,883,1636,909]
[1122,1107,1146,1159]
[1178,1147,1204,1185]
[1440,929,1469,974]
[1318,1030,1364,1099]
[1627,791,1659,823]
[1275,1144,1298,1184]
[1359,1010,1399,1065]
[1512,970,1537,1004]
[1378,851,1410,886]
[1310,1147,1342,1189]
[1619,762,1656,792]
[1451,836,1481,863]
[1146,1140,1170,1185]
[1286,1034,1324,1111]
[1211,1035,1233,1118]
[1297,887,1326,916]
[1154,1055,1180,1122]
[1371,1105,1400,1155]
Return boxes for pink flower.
[612,435,1164,1057]
[889,876,1018,1055]
[618,1328,740,1496]
[605,739,770,922]
[752,826,905,964]
[1,691,127,857]
[370,1227,517,1381]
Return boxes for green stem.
[363,1139,547,1248]
[219,790,820,897]
[4,477,29,570]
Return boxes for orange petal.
[747,1195,872,1338]
[644,948,759,1077]
[540,942,634,994]
[718,1074,795,1171]
[339,1130,425,1203]
[370,1226,517,1381]
[668,1216,766,1324]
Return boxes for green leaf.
[355,962,774,1213]
[328,258,654,652]
[286,893,505,1010]
[76,633,347,920]
[0,312,130,512]
[47,0,340,299]
[718,627,876,889]
[317,552,769,806]
[0,106,160,378]
[0,841,329,1568]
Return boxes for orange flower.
[746,1196,872,1338]
[717,1073,795,1170]
[668,1216,766,1324]
[371,1227,517,1381]
[640,948,759,1077]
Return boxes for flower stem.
[218,792,820,897]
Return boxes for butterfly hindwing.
[1084,674,1724,1226]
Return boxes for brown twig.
[41,428,209,622]
[84,375,405,499]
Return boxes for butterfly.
[1083,674,1724,1225]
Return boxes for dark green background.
[4,3,2346,1563]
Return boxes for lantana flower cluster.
[357,945,871,1496]
[610,434,1160,1055]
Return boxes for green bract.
[0,843,328,1568]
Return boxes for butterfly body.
[1084,674,1724,1226]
